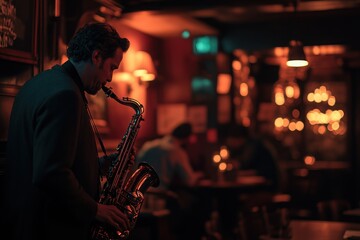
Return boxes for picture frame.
[0,0,39,64]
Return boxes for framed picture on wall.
[0,0,39,64]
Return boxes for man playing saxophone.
[3,23,132,240]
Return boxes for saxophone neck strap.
[86,105,108,159]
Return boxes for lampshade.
[112,52,136,82]
[111,50,157,83]
[286,40,308,67]
[133,51,157,81]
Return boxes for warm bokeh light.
[275,92,285,105]
[288,122,297,131]
[213,154,221,163]
[329,122,340,131]
[304,155,316,165]
[239,83,249,96]
[232,60,242,71]
[307,109,344,125]
[318,125,326,134]
[217,73,232,94]
[219,146,229,160]
[311,45,346,55]
[277,82,348,136]
[274,117,293,129]
[307,92,314,102]
[285,86,295,98]
[274,117,283,128]
[274,47,286,57]
[307,85,334,104]
[218,162,227,171]
[296,121,304,131]
[328,96,336,106]
[312,46,321,55]
[283,118,290,127]
[305,84,345,135]
[339,110,344,117]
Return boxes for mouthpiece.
[102,86,115,98]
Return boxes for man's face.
[86,48,124,95]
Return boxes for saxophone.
[91,86,160,240]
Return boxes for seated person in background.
[135,122,204,239]
[136,122,203,191]
[225,124,280,191]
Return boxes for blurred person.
[136,122,203,191]
[3,22,131,240]
[225,124,280,191]
[135,122,204,239]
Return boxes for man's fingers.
[96,204,131,231]
[110,206,131,230]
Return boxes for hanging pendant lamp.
[286,40,308,67]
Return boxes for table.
[193,175,270,210]
[289,220,360,240]
[343,208,360,222]
[190,175,271,239]
[196,175,268,189]
[343,208,360,217]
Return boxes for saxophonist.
[3,23,131,240]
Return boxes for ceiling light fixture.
[286,0,309,68]
[286,40,308,67]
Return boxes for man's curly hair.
[66,22,130,62]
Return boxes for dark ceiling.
[117,0,360,52]
[71,0,360,52]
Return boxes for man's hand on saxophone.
[95,203,131,231]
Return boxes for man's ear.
[91,50,102,65]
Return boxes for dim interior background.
[1,0,360,239]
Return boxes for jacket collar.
[61,60,87,104]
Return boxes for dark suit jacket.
[5,61,100,240]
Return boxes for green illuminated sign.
[193,36,218,55]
